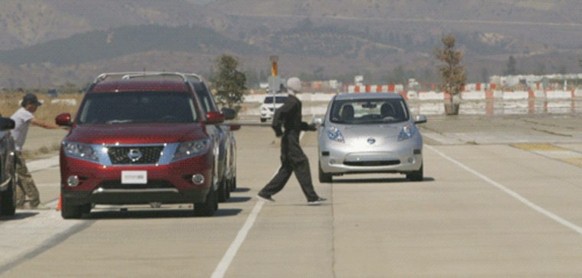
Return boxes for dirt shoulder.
[22,127,67,160]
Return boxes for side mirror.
[206,111,225,124]
[221,107,237,120]
[0,117,15,130]
[414,115,427,124]
[55,113,73,127]
[312,117,324,127]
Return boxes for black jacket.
[271,94,314,136]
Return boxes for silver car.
[317,93,427,182]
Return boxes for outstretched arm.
[31,118,61,129]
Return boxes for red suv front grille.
[107,146,165,165]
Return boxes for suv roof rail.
[93,72,203,84]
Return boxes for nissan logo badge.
[127,149,143,162]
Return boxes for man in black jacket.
[257,77,326,205]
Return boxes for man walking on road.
[10,93,61,209]
[257,77,327,205]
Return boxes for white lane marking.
[211,200,264,278]
[211,131,306,277]
[427,145,582,235]
[0,211,87,272]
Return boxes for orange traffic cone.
[56,195,62,211]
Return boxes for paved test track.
[1,114,582,277]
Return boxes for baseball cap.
[21,93,42,107]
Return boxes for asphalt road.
[1,114,582,277]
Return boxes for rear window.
[77,92,199,124]
[329,98,409,124]
[263,96,288,104]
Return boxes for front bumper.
[319,141,423,175]
[60,154,213,205]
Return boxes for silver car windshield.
[77,92,199,124]
[329,99,409,124]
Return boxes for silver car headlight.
[327,126,345,143]
[398,124,417,141]
[62,141,99,162]
[173,139,211,161]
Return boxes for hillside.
[0,0,581,88]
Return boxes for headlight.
[398,124,417,141]
[62,141,99,162]
[326,126,345,143]
[173,139,211,161]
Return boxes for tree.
[210,54,247,110]
[434,34,466,115]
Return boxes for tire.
[406,164,424,181]
[260,118,266,123]
[61,198,85,219]
[194,187,218,217]
[318,163,332,183]
[230,176,237,191]
[0,179,16,216]
[217,178,229,202]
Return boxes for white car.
[317,93,427,182]
[260,94,288,122]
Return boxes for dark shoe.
[307,197,327,206]
[256,194,275,202]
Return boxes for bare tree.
[434,34,466,115]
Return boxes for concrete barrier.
[241,90,580,117]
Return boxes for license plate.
[121,171,147,184]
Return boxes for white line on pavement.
[427,145,582,235]
[211,200,264,278]
[211,132,305,277]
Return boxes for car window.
[77,92,198,124]
[263,96,287,104]
[329,98,409,124]
[193,82,219,113]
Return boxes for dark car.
[55,72,229,218]
[0,117,16,216]
[186,74,240,202]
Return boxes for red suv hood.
[65,123,207,145]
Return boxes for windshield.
[329,98,409,124]
[77,92,198,124]
[263,96,287,104]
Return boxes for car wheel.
[230,176,237,191]
[61,198,86,219]
[217,178,229,202]
[194,187,218,217]
[318,163,332,183]
[406,164,424,181]
[0,178,16,216]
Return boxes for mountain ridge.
[1,0,581,88]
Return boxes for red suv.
[56,72,235,219]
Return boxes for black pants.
[259,130,319,201]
